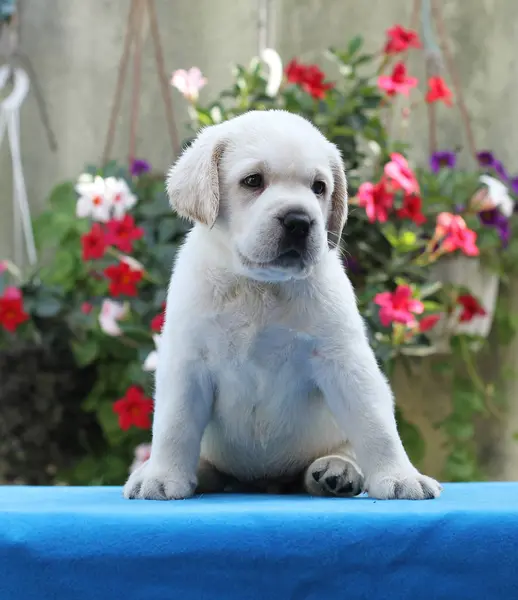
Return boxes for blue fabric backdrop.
[1,483,517,599]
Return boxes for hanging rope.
[102,0,180,166]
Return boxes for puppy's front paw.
[366,468,442,500]
[123,461,196,500]
[304,455,364,497]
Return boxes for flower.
[479,175,514,217]
[98,299,128,336]
[457,294,486,323]
[129,443,152,473]
[81,302,93,314]
[384,25,421,54]
[130,159,151,177]
[151,304,166,332]
[113,386,153,430]
[425,76,453,106]
[434,212,479,256]
[358,179,394,223]
[384,153,420,195]
[170,67,207,102]
[105,215,144,253]
[261,48,283,97]
[81,223,107,261]
[396,195,426,225]
[493,161,508,181]
[0,287,29,332]
[509,177,518,197]
[285,59,334,99]
[377,62,418,97]
[104,261,143,297]
[143,334,161,372]
[104,177,138,219]
[0,260,6,274]
[374,285,424,327]
[476,151,496,168]
[479,209,511,247]
[75,175,112,222]
[430,151,456,173]
[419,314,441,332]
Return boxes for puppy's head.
[167,110,347,282]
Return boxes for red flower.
[384,153,420,195]
[374,285,424,327]
[378,62,418,97]
[81,223,107,261]
[0,287,29,332]
[358,179,394,223]
[384,25,421,54]
[396,195,426,225]
[419,314,441,332]
[81,302,93,314]
[434,213,479,256]
[105,215,144,253]
[425,76,453,106]
[285,59,334,99]
[104,261,143,297]
[151,304,166,332]
[458,295,486,323]
[113,385,153,430]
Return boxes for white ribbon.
[0,64,37,266]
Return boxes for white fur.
[124,110,441,501]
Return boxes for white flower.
[105,177,138,219]
[480,175,514,217]
[120,255,144,272]
[75,175,112,222]
[170,67,207,102]
[98,299,128,336]
[143,334,161,372]
[129,443,151,473]
[261,48,283,97]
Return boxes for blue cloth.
[0,483,517,599]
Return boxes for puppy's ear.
[166,127,227,227]
[327,148,348,248]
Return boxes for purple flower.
[479,209,511,247]
[510,177,518,197]
[494,160,508,181]
[476,151,496,168]
[130,159,151,177]
[430,151,456,173]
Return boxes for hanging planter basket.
[428,255,499,352]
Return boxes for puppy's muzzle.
[278,210,313,256]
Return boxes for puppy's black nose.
[281,211,312,238]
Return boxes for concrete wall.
[1,0,518,478]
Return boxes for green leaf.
[48,182,77,215]
[33,295,62,317]
[72,338,100,366]
[347,35,363,57]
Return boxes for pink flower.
[384,153,420,195]
[377,62,418,97]
[434,212,479,256]
[170,67,207,102]
[3,286,22,300]
[98,299,128,336]
[81,302,93,315]
[129,443,152,473]
[358,179,394,223]
[0,260,7,274]
[374,285,424,327]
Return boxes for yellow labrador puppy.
[124,110,441,500]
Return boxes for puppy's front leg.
[313,342,441,500]
[123,354,213,500]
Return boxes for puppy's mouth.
[236,247,317,281]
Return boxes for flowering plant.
[2,23,518,484]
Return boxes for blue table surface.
[1,483,518,599]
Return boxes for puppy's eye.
[241,174,264,189]
[311,180,326,195]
